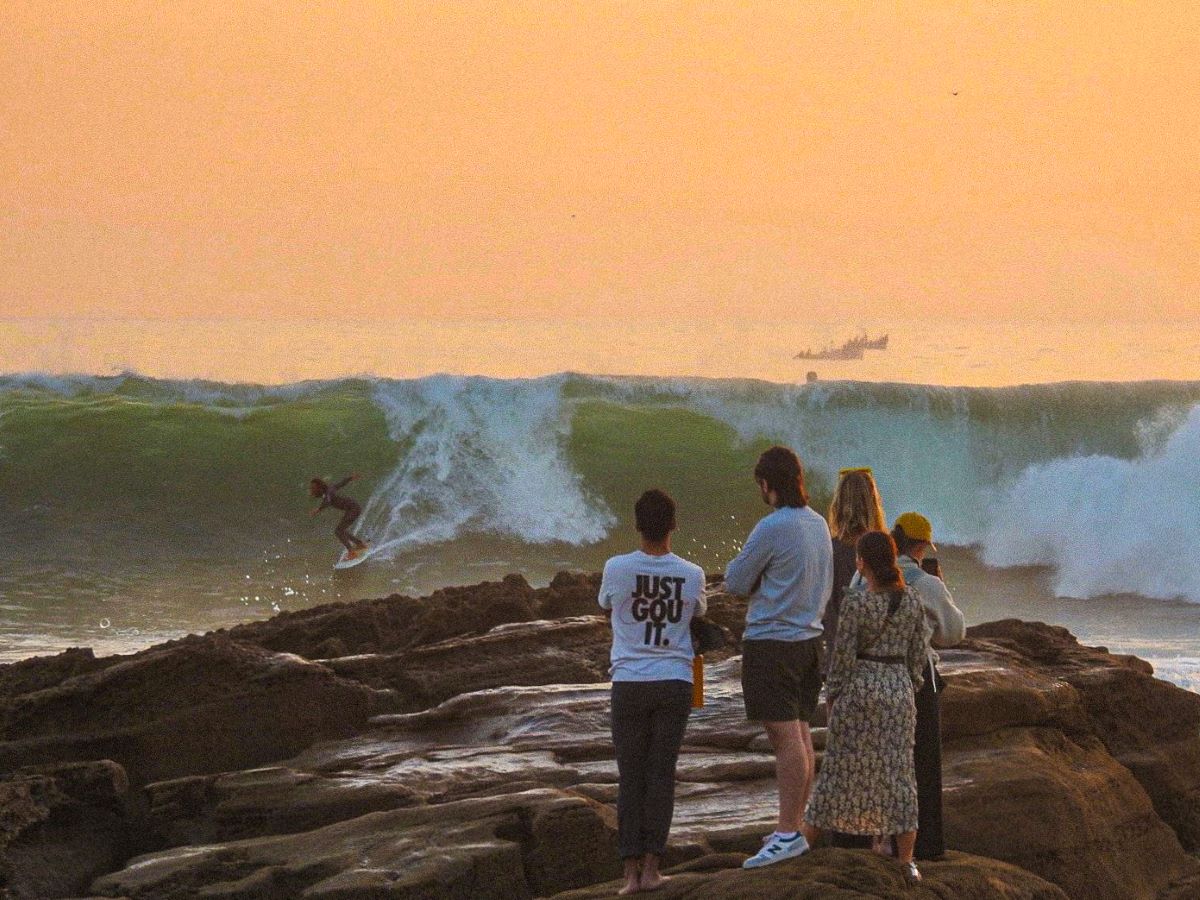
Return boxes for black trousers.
[914,660,945,859]
[611,680,692,859]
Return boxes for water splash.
[980,405,1200,601]
[359,375,615,556]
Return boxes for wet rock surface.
[2,575,1199,898]
[93,789,621,900]
[320,616,613,712]
[0,634,389,787]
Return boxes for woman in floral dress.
[802,530,931,883]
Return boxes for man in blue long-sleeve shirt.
[726,446,833,869]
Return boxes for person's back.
[824,467,887,661]
[896,556,964,650]
[727,504,833,641]
[598,488,706,895]
[830,537,858,597]
[603,548,706,682]
[825,584,927,698]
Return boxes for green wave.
[0,385,397,561]
[3,373,1200,571]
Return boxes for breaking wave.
[2,372,1199,601]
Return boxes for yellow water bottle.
[691,654,705,708]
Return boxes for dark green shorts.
[741,637,824,723]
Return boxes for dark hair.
[309,478,328,496]
[856,530,906,612]
[753,446,809,508]
[890,523,922,557]
[634,489,676,542]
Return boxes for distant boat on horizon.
[851,333,889,351]
[794,332,888,360]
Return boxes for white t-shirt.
[598,550,707,683]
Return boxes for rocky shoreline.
[2,572,1199,899]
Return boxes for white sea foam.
[360,375,615,556]
[1141,657,1200,694]
[609,378,1200,602]
[0,372,114,396]
[979,405,1200,602]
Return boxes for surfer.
[309,474,369,558]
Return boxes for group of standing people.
[599,446,964,894]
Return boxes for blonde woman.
[824,467,887,660]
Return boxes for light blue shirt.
[725,505,833,641]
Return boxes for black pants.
[914,660,945,859]
[611,679,692,859]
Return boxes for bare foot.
[639,873,672,892]
[618,859,641,895]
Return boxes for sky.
[2,2,1197,323]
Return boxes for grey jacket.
[896,556,966,649]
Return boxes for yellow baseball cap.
[894,512,936,551]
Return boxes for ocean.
[1,318,1198,693]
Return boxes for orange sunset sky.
[2,2,1197,323]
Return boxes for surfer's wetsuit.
[317,476,367,552]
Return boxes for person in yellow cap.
[891,511,965,861]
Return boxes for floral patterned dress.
[805,585,930,835]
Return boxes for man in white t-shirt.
[599,489,706,896]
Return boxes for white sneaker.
[903,860,922,884]
[742,831,810,869]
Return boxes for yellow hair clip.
[838,466,873,477]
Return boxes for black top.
[318,475,357,512]
[822,536,859,661]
